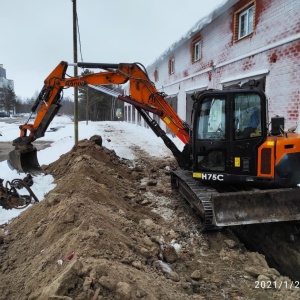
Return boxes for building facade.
[0,64,14,105]
[0,64,14,90]
[125,0,300,132]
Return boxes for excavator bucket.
[172,170,300,229]
[8,146,41,174]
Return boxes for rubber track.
[171,170,219,230]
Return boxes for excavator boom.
[8,61,190,173]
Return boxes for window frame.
[234,93,262,140]
[193,40,201,62]
[234,1,255,42]
[196,96,226,140]
[169,57,175,75]
[238,5,254,39]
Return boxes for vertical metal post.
[73,0,78,143]
[86,86,89,125]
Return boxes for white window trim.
[194,40,201,62]
[220,68,269,84]
[185,84,208,93]
[238,5,254,39]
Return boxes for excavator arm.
[9,61,191,173]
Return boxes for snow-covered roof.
[148,0,239,68]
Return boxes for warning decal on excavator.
[163,117,171,124]
[235,157,240,167]
[193,172,202,178]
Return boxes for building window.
[191,34,202,63]
[169,57,175,75]
[193,40,202,62]
[238,4,254,39]
[154,69,159,82]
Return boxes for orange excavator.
[8,61,300,228]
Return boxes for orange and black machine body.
[191,89,300,188]
[8,61,300,227]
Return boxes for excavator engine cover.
[8,146,41,174]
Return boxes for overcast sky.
[1,0,225,99]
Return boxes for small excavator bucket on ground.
[172,170,300,229]
[8,146,41,174]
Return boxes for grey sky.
[1,0,225,99]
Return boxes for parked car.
[0,112,10,117]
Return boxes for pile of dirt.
[0,136,299,300]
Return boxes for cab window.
[234,93,262,139]
[196,97,226,140]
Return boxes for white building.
[125,0,300,132]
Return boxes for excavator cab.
[192,89,268,185]
[179,88,300,227]
[192,88,300,187]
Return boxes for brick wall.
[147,0,300,130]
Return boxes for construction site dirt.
[0,137,300,300]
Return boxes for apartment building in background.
[0,64,14,90]
[0,64,14,103]
[124,0,300,133]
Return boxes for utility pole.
[73,0,78,143]
[86,86,89,125]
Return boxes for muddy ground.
[0,136,300,299]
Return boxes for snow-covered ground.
[0,115,184,223]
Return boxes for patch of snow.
[156,260,173,274]
[0,116,182,224]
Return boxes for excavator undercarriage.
[172,170,300,230]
